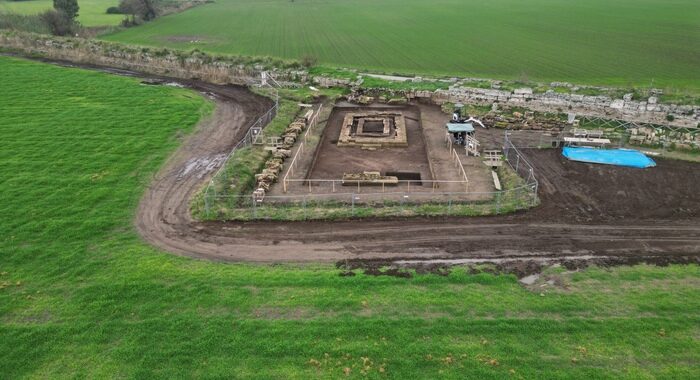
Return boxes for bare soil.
[279,102,494,197]
[26,57,698,270]
[135,84,700,267]
[419,103,494,194]
[308,104,433,183]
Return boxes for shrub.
[300,54,318,68]
[106,6,124,14]
[40,9,75,36]
[666,114,675,122]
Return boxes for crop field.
[103,0,700,91]
[0,0,122,27]
[1,56,700,378]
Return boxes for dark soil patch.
[337,254,700,279]
[526,149,700,221]
[307,105,433,182]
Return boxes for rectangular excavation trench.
[385,171,423,186]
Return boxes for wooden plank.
[563,137,611,144]
[492,170,502,191]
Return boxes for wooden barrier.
[452,148,469,192]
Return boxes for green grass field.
[2,56,700,378]
[102,0,700,91]
[0,0,122,27]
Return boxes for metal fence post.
[252,196,257,219]
[205,190,210,217]
[303,195,307,220]
[496,191,501,214]
[351,193,355,217]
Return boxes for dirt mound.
[527,149,700,221]
[337,254,700,279]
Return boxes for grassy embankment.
[189,87,345,218]
[1,56,699,378]
[4,1,700,101]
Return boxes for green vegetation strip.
[191,87,347,218]
[1,57,699,378]
[360,76,451,92]
[199,165,536,221]
[102,0,700,91]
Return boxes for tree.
[119,0,157,22]
[40,9,74,36]
[53,0,79,21]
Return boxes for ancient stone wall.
[0,31,306,85]
[2,30,696,140]
[407,87,699,129]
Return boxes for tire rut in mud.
[47,59,696,267]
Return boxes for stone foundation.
[338,112,408,148]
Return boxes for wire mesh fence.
[198,104,541,220]
[202,83,279,202]
[202,184,537,221]
[196,133,540,220]
[503,132,539,194]
[281,179,471,196]
[575,117,700,153]
[503,130,564,149]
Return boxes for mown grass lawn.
[1,56,699,379]
[0,0,122,27]
[102,0,700,92]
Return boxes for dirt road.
[134,83,700,267]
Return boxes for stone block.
[610,99,625,110]
[514,88,533,95]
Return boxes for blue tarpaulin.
[562,147,656,168]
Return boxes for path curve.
[134,82,700,265]
[11,55,698,267]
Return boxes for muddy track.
[134,82,275,260]
[18,55,699,267]
[133,85,700,265]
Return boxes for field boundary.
[2,30,698,131]
[201,184,537,221]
